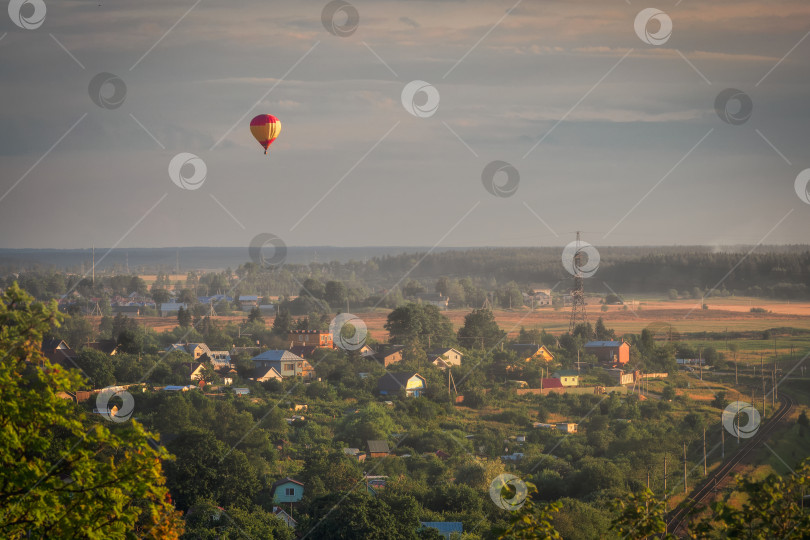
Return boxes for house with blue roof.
[420,522,463,539]
[251,350,316,380]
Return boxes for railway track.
[665,392,795,536]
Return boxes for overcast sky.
[1,0,809,250]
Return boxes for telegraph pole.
[703,428,706,476]
[683,443,687,493]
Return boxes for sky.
[1,0,810,251]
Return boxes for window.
[283,363,294,372]
[285,487,295,496]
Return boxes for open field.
[108,296,810,341]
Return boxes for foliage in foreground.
[0,283,183,539]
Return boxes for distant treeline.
[311,246,810,298]
[3,246,809,300]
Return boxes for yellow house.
[509,344,555,362]
[552,370,579,387]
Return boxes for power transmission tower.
[568,231,588,333]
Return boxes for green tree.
[163,430,260,512]
[301,490,421,540]
[50,314,94,349]
[692,459,810,538]
[498,482,562,539]
[0,283,183,538]
[271,308,292,336]
[177,306,192,328]
[325,281,348,308]
[74,348,117,387]
[247,306,264,325]
[610,488,673,539]
[385,303,454,347]
[458,308,505,349]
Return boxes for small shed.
[367,440,390,458]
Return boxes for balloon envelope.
[250,114,281,154]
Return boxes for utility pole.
[683,443,688,493]
[703,428,706,476]
[664,455,667,500]
[721,425,724,459]
[736,401,740,445]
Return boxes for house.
[271,506,296,529]
[250,350,315,380]
[676,358,706,366]
[287,329,334,349]
[539,378,564,390]
[159,302,187,317]
[182,362,206,381]
[420,522,463,539]
[356,344,377,357]
[527,288,552,306]
[233,387,250,396]
[162,385,197,391]
[253,366,283,382]
[208,351,231,369]
[509,343,555,362]
[370,345,405,367]
[270,477,304,505]
[377,372,427,397]
[552,370,580,387]
[585,340,630,365]
[85,340,119,355]
[428,347,463,369]
[414,292,450,309]
[40,338,78,366]
[197,294,233,305]
[367,440,390,458]
[557,423,578,433]
[238,295,259,311]
[608,368,635,385]
[111,305,141,317]
[185,343,212,360]
[343,448,366,462]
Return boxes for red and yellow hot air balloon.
[249,114,281,155]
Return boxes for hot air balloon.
[249,114,281,155]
